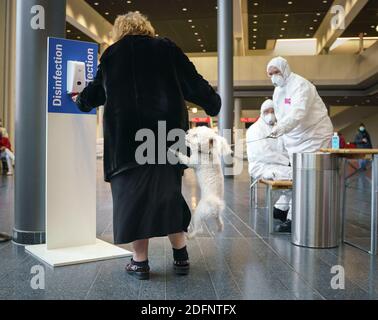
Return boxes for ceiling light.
[67,29,71,33]
[309,26,314,30]
[253,15,258,18]
[279,35,283,37]
[285,14,289,17]
[192,108,198,114]
[253,35,257,38]
[306,34,310,37]
[281,27,285,31]
[313,19,318,22]
[375,25,378,32]
[197,39,202,42]
[202,49,207,52]
[105,12,109,15]
[127,0,132,3]
[191,25,195,28]
[200,44,204,47]
[288,1,293,4]
[182,8,187,12]
[323,0,327,3]
[283,20,287,23]
[252,47,256,50]
[253,41,256,44]
[253,21,258,24]
[253,2,259,6]
[194,32,198,35]
[253,28,258,32]
[188,19,192,23]
[94,2,99,5]
[316,13,321,16]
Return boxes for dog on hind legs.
[172,126,232,239]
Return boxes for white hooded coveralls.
[246,100,291,212]
[268,57,333,163]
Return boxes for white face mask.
[271,74,285,87]
[263,113,276,126]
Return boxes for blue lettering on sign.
[47,37,98,115]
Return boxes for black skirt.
[110,165,192,244]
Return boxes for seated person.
[0,119,8,138]
[246,99,292,229]
[0,120,9,173]
[0,131,15,176]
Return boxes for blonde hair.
[112,12,155,42]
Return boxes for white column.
[217,0,234,176]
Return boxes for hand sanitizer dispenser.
[332,132,340,150]
[67,61,86,94]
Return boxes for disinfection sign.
[26,38,131,267]
[47,37,97,115]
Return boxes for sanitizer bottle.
[332,132,340,150]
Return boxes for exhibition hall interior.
[1,0,378,301]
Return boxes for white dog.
[173,126,232,239]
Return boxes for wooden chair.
[260,179,293,234]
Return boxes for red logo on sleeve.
[284,98,291,105]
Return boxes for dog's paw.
[186,232,196,240]
[186,227,204,239]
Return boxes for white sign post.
[26,38,132,267]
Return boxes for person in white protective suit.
[267,56,334,232]
[247,99,292,223]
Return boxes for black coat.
[355,130,373,149]
[76,35,221,182]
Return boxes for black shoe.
[273,208,289,222]
[275,220,292,233]
[125,258,150,280]
[0,233,11,243]
[173,260,190,276]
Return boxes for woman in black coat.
[75,12,221,280]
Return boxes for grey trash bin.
[292,152,343,249]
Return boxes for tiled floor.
[0,160,377,300]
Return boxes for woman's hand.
[71,93,79,103]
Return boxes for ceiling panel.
[342,0,378,37]
[66,22,96,43]
[84,0,218,53]
[248,0,333,50]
